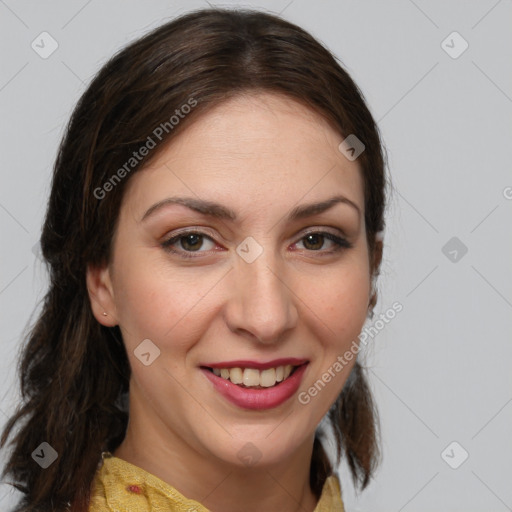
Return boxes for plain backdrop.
[1,1,511,511]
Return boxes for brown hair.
[1,7,386,511]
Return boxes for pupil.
[182,234,202,251]
[304,234,323,250]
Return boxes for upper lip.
[200,358,308,371]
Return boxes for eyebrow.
[141,194,361,223]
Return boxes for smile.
[200,358,309,410]
[208,365,296,388]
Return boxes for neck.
[114,394,319,512]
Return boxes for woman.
[1,7,386,512]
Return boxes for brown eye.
[302,233,325,250]
[294,231,352,253]
[161,231,217,257]
[179,233,204,251]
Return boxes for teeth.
[260,368,276,388]
[211,365,297,387]
[243,368,260,387]
[230,367,243,384]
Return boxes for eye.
[160,228,352,260]
[293,231,352,253]
[161,231,217,257]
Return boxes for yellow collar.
[89,452,345,511]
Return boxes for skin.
[87,92,378,512]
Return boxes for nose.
[224,248,299,344]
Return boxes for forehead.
[121,92,365,220]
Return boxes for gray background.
[1,1,511,510]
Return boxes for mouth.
[201,363,303,389]
[199,358,309,410]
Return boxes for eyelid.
[160,226,352,258]
[161,226,217,240]
[162,225,346,243]
[292,230,352,252]
[299,226,347,239]
[160,228,218,254]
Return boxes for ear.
[86,263,118,327]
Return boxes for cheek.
[294,267,368,419]
[292,252,370,410]
[326,278,369,337]
[295,255,370,339]
[112,252,222,351]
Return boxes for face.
[88,92,372,468]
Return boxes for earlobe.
[86,264,118,326]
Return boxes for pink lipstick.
[200,359,308,410]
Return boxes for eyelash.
[160,229,353,259]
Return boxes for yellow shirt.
[88,452,345,511]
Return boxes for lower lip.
[201,364,308,410]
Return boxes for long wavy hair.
[1,7,386,511]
